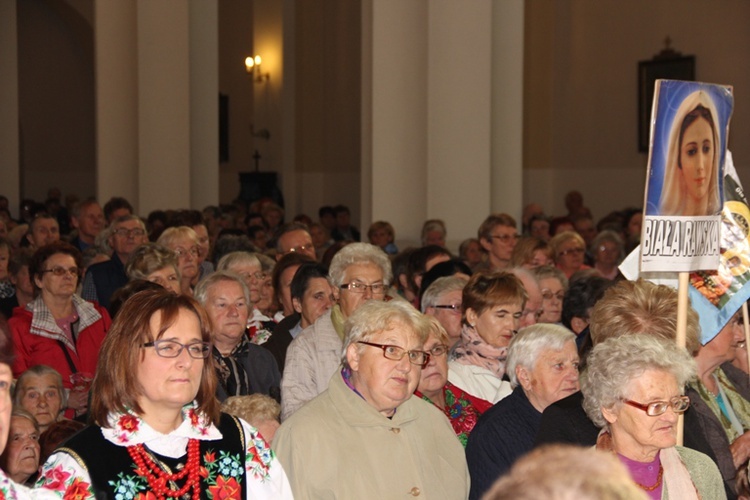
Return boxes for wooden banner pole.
[676,272,689,447]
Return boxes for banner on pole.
[640,80,733,272]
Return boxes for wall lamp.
[244,55,269,83]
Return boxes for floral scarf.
[450,324,508,379]
[415,382,492,447]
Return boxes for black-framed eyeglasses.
[143,339,211,359]
[622,396,690,416]
[113,228,146,238]
[357,341,430,368]
[426,344,449,357]
[40,266,80,277]
[558,247,585,257]
[341,282,386,294]
[432,304,461,311]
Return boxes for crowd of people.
[0,188,740,499]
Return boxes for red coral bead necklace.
[127,438,202,500]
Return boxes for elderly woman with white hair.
[281,242,392,420]
[582,335,724,500]
[274,300,469,499]
[466,323,579,499]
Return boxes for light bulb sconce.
[245,55,269,83]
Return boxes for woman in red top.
[8,242,110,417]
[415,317,491,447]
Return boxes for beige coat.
[274,370,470,499]
[280,309,342,420]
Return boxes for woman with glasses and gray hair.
[582,334,724,499]
[274,299,469,498]
[466,323,579,499]
[281,242,392,420]
[37,287,292,499]
[9,242,110,419]
[415,317,491,447]
[157,226,201,296]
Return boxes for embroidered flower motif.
[63,478,93,500]
[108,471,148,500]
[39,464,72,490]
[188,408,200,428]
[135,492,157,500]
[204,451,216,464]
[118,415,140,433]
[207,476,240,500]
[245,435,273,481]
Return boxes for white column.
[0,1,20,218]
[427,0,493,248]
[137,0,191,214]
[95,1,138,211]
[364,0,497,250]
[189,0,219,210]
[365,0,429,244]
[491,1,525,222]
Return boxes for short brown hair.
[510,237,552,268]
[589,279,701,355]
[478,213,517,241]
[462,272,527,323]
[29,241,83,291]
[90,288,219,427]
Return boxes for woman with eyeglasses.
[281,242,392,420]
[274,299,469,498]
[533,265,568,325]
[8,242,111,418]
[157,226,202,296]
[550,231,590,279]
[582,334,724,500]
[466,324,580,499]
[415,317,491,447]
[36,287,292,499]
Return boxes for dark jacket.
[81,254,128,310]
[466,386,541,500]
[213,340,282,403]
[263,314,300,374]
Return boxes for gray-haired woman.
[582,334,725,499]
[274,300,468,498]
[466,323,579,499]
[14,366,66,433]
[125,243,181,295]
[281,242,392,420]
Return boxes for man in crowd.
[81,215,148,308]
